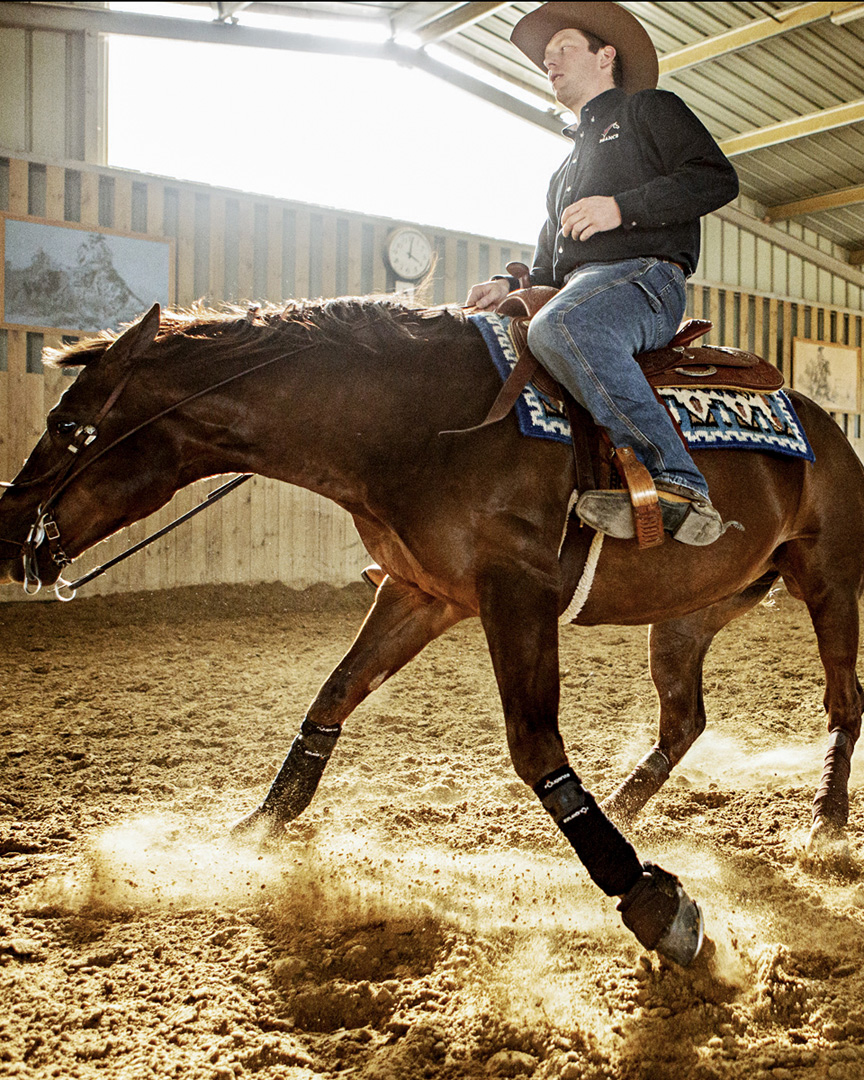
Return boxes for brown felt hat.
[511,2,659,94]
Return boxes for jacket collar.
[562,87,627,140]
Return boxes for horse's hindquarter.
[574,422,853,625]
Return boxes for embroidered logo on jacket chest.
[598,121,620,143]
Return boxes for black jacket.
[528,87,739,285]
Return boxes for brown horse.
[1,300,861,966]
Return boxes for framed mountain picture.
[1,215,173,334]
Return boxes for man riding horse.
[469,1,740,546]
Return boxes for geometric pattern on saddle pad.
[659,387,815,461]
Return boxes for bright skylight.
[106,4,568,246]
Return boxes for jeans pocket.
[634,262,686,342]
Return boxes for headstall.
[4,337,320,601]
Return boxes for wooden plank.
[31,31,68,159]
[739,291,750,353]
[753,293,764,360]
[7,158,28,216]
[768,298,779,370]
[321,215,337,298]
[79,170,99,227]
[45,165,65,222]
[347,218,363,296]
[267,203,283,306]
[0,34,27,153]
[209,194,226,303]
[238,201,255,301]
[723,290,735,348]
[176,188,196,307]
[147,180,165,237]
[293,210,311,299]
[782,303,793,379]
[707,287,720,346]
[113,175,133,235]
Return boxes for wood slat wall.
[2,154,862,600]
[0,154,535,599]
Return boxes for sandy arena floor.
[2,580,864,1080]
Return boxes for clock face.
[387,228,433,281]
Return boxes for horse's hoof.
[655,891,704,968]
[806,818,848,854]
[230,806,283,843]
[618,862,705,968]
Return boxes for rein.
[14,337,320,600]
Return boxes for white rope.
[559,531,604,624]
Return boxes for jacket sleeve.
[529,182,559,287]
[614,90,739,230]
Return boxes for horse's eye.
[53,420,78,436]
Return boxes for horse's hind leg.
[778,544,864,846]
[603,572,780,825]
[233,579,465,836]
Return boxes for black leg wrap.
[813,729,854,826]
[617,862,704,966]
[534,766,643,897]
[261,718,341,821]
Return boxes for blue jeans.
[526,257,709,500]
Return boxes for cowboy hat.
[511,2,659,94]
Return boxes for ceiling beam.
[413,2,514,46]
[765,183,864,222]
[659,1,860,76]
[718,98,864,157]
[0,2,562,134]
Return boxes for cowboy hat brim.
[511,2,659,95]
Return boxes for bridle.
[6,335,320,601]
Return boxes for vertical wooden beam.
[79,170,99,227]
[238,201,255,301]
[176,188,196,307]
[7,158,28,215]
[267,203,283,305]
[45,165,65,222]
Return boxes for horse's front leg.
[479,565,704,966]
[233,578,464,837]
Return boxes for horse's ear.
[104,303,161,364]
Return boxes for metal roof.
[7,1,864,263]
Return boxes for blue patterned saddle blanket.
[469,312,814,462]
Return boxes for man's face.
[543,29,612,108]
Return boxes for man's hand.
[466,278,511,311]
[561,196,622,241]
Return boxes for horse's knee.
[506,724,565,789]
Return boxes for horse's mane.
[46,297,470,369]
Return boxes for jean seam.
[553,308,669,471]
